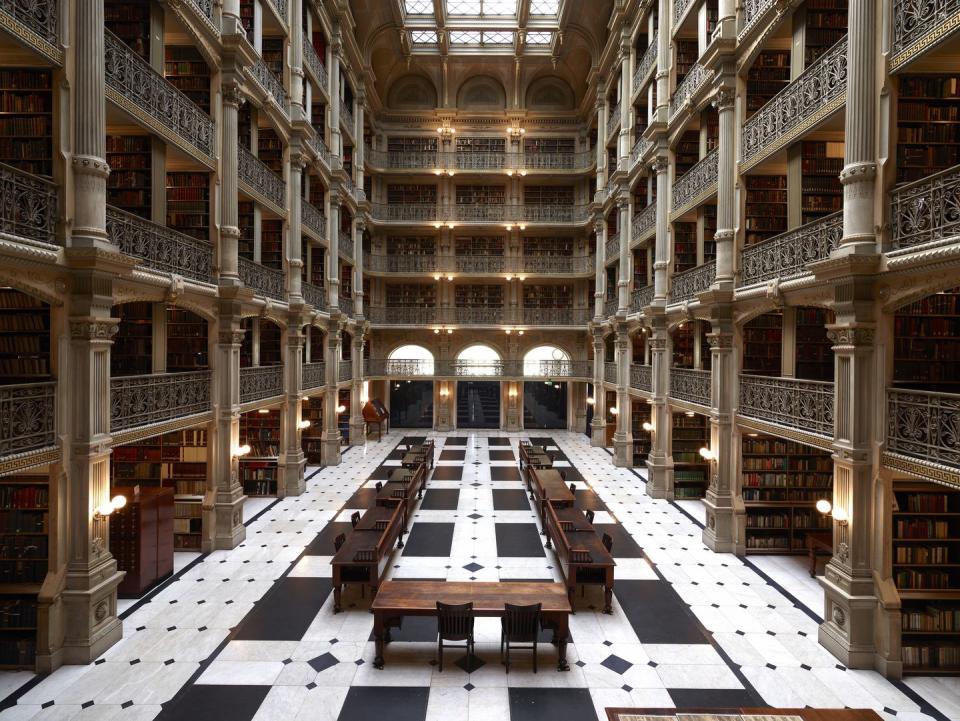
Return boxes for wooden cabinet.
[110,487,175,596]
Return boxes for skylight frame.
[528,0,559,15]
[448,29,515,46]
[410,29,440,45]
[525,31,553,45]
[445,0,518,17]
[404,0,435,15]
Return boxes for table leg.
[545,527,552,549]
[604,583,613,614]
[556,618,570,671]
[333,583,342,614]
[373,612,385,669]
[397,530,405,549]
[808,545,816,577]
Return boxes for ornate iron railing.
[0,161,58,245]
[364,147,592,172]
[519,204,590,223]
[887,388,960,468]
[302,281,325,310]
[607,102,621,138]
[631,364,652,393]
[363,253,592,275]
[365,358,590,378]
[634,32,658,93]
[368,306,438,325]
[670,63,710,120]
[370,203,439,222]
[520,150,594,171]
[455,203,507,223]
[0,0,58,47]
[739,212,842,287]
[892,0,960,56]
[239,146,286,210]
[250,55,287,108]
[604,297,619,317]
[451,360,514,376]
[739,374,834,438]
[338,229,354,259]
[340,100,355,133]
[111,371,211,431]
[674,0,695,24]
[738,0,776,39]
[454,306,508,324]
[301,200,325,239]
[238,257,286,301]
[338,296,353,317]
[631,285,654,312]
[455,255,508,274]
[303,361,325,390]
[889,163,960,251]
[671,263,716,303]
[266,0,287,23]
[302,36,328,89]
[742,38,847,166]
[519,254,594,274]
[316,137,333,168]
[104,30,214,158]
[604,361,618,384]
[368,358,436,376]
[188,0,215,21]
[670,368,711,406]
[107,206,213,283]
[522,308,592,326]
[605,232,621,262]
[240,365,283,403]
[365,253,438,273]
[338,359,352,382]
[0,381,55,458]
[672,149,718,212]
[454,151,507,171]
[633,203,656,243]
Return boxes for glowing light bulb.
[816,499,832,515]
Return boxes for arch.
[886,277,960,314]
[387,73,438,110]
[0,274,64,307]
[456,343,502,375]
[388,344,435,375]
[523,344,571,376]
[456,75,506,111]
[525,76,576,111]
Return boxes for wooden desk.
[388,463,425,487]
[371,580,572,671]
[605,708,883,721]
[805,531,832,577]
[331,503,405,612]
[375,471,425,528]
[402,441,435,469]
[519,444,553,471]
[544,503,615,613]
[528,466,575,524]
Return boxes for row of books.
[0,599,37,629]
[896,519,953,540]
[0,561,47,584]
[0,535,46,557]
[902,605,960,632]
[743,473,832,488]
[895,545,951,564]
[900,493,954,513]
[895,569,954,589]
[901,645,960,668]
[0,118,49,136]
[743,489,835,502]
[0,487,47,510]
[0,359,47,377]
[0,71,51,89]
[743,458,833,471]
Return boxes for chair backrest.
[503,602,541,639]
[570,546,592,563]
[392,488,405,498]
[351,511,361,528]
[601,532,613,553]
[354,547,376,562]
[374,519,389,531]
[569,483,576,494]
[585,509,595,525]
[334,532,346,552]
[375,481,382,492]
[436,601,474,638]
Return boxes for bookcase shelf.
[675,40,697,86]
[673,222,697,273]
[634,248,648,287]
[455,284,503,308]
[744,175,787,246]
[105,0,149,56]
[238,201,254,261]
[801,141,843,224]
[804,0,848,67]
[167,173,210,243]
[457,137,505,154]
[385,283,436,308]
[747,50,790,116]
[524,137,575,155]
[308,246,325,287]
[388,137,438,153]
[167,306,209,373]
[455,185,505,205]
[261,218,283,270]
[455,236,504,256]
[387,236,436,256]
[894,288,960,393]
[0,289,50,385]
[262,38,284,84]
[258,126,284,175]
[106,135,152,219]
[112,301,152,377]
[897,75,960,183]
[675,131,699,178]
[165,46,211,114]
[523,186,574,206]
[701,204,717,264]
[387,184,436,205]
[260,320,283,367]
[523,284,573,309]
[301,397,324,464]
[240,0,254,41]
[795,307,834,381]
[631,400,651,466]
[0,69,53,177]
[240,409,280,496]
[672,412,708,499]
[672,323,694,368]
[742,311,782,376]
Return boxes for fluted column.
[281,323,306,496]
[617,194,631,313]
[646,320,674,498]
[713,86,735,286]
[355,93,366,194]
[327,191,341,309]
[353,218,364,319]
[211,313,246,550]
[652,157,670,302]
[590,326,607,447]
[655,0,670,120]
[349,330,366,445]
[594,220,606,319]
[595,88,607,195]
[219,83,242,284]
[619,36,632,167]
[287,152,304,303]
[289,0,304,114]
[613,323,633,467]
[329,32,342,158]
[321,319,342,465]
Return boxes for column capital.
[826,324,876,348]
[650,157,669,175]
[223,82,244,108]
[218,328,246,346]
[70,318,120,339]
[712,86,735,112]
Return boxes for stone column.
[220,82,242,285]
[289,0,304,115]
[349,329,366,445]
[436,381,452,431]
[329,31,342,158]
[595,89,607,195]
[505,334,521,431]
[646,318,674,498]
[327,191,341,309]
[619,35,632,168]
[280,319,306,496]
[613,322,633,467]
[287,152,304,304]
[355,93,366,194]
[590,326,607,446]
[617,193,631,313]
[594,219,606,319]
[713,85,736,287]
[353,219,364,319]
[211,307,246,549]
[321,319,342,465]
[652,157,670,302]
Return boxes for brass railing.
[111,371,211,431]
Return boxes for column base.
[212,485,246,550]
[281,453,306,497]
[505,412,521,432]
[321,437,342,465]
[818,565,878,670]
[349,419,366,446]
[436,416,453,432]
[645,455,674,499]
[57,556,124,667]
[613,434,632,467]
[590,422,606,447]
[702,491,743,554]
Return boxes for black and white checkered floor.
[0,432,952,721]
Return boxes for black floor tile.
[444,436,469,446]
[156,685,270,721]
[304,522,352,555]
[508,688,599,721]
[668,688,761,709]
[402,523,456,557]
[439,449,466,461]
[487,437,511,446]
[489,449,516,462]
[337,687,430,721]
[366,466,394,481]
[386,448,406,461]
[574,488,607,511]
[430,466,464,481]
[492,489,533,511]
[614,580,709,644]
[419,489,460,511]
[528,437,555,448]
[233,577,333,641]
[594,524,644,558]
[368,614,438,643]
[400,436,427,447]
[495,523,546,558]
[490,466,522,482]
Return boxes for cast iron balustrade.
[338,229,354,259]
[238,257,286,301]
[738,0,776,39]
[111,371,211,432]
[188,0,215,21]
[265,0,287,22]
[454,306,507,324]
[604,297,619,317]
[519,204,589,223]
[670,263,715,303]
[371,203,438,223]
[104,30,215,159]
[670,63,710,121]
[250,55,287,109]
[316,137,333,168]
[519,254,593,274]
[887,388,960,468]
[742,38,847,166]
[631,285,654,312]
[889,163,960,251]
[301,201,325,239]
[605,232,621,264]
[604,362,618,384]
[302,281,326,310]
[674,0,695,24]
[739,374,834,438]
[365,253,438,273]
[670,368,711,406]
[0,381,55,458]
[738,211,841,287]
[528,359,592,378]
[340,101,354,133]
[0,161,58,245]
[520,150,593,171]
[107,206,213,284]
[634,32,658,93]
[368,358,436,376]
[0,0,58,48]
[302,36,327,89]
[338,360,352,383]
[455,204,507,223]
[368,307,438,324]
[240,366,283,403]
[239,146,286,210]
[303,361,325,390]
[454,151,507,171]
[892,0,960,57]
[452,360,513,376]
[607,102,621,138]
[455,255,507,274]
[364,146,439,169]
[631,364,652,393]
[633,203,656,243]
[672,149,718,213]
[522,308,591,326]
[338,296,353,317]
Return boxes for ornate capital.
[223,83,244,107]
[712,86,735,112]
[72,154,111,180]
[70,318,119,339]
[593,220,605,236]
[713,228,735,242]
[650,157,669,175]
[706,331,733,349]
[648,336,667,350]
[218,329,245,346]
[839,161,877,186]
[826,325,876,347]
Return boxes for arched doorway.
[523,345,569,429]
[387,345,435,428]
[456,344,501,428]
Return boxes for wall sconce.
[298,420,311,429]
[336,404,347,414]
[434,273,442,281]
[816,499,848,526]
[507,126,525,140]
[439,387,449,399]
[446,222,455,229]
[519,170,527,177]
[609,406,619,416]
[517,275,526,282]
[446,274,454,281]
[642,421,654,432]
[518,224,526,231]
[433,222,443,229]
[94,495,128,519]
[506,170,514,177]
[517,329,524,335]
[434,169,443,176]
[505,223,513,230]
[699,446,715,461]
[586,396,595,405]
[233,444,252,458]
[508,387,518,398]
[437,126,455,138]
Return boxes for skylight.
[404,0,434,14]
[449,29,513,45]
[529,0,559,14]
[446,0,517,16]
[526,31,553,45]
[411,30,439,44]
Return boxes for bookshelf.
[260,320,283,367]
[301,397,324,464]
[238,201,255,260]
[631,400,651,466]
[456,137,505,154]
[0,289,50,385]
[261,218,283,269]
[386,184,436,204]
[106,135,152,219]
[240,409,280,496]
[309,246,325,287]
[894,481,960,674]
[675,40,698,85]
[112,302,152,377]
[455,284,503,308]
[385,283,436,307]
[742,433,833,554]
[105,0,149,57]
[701,204,717,264]
[742,311,782,376]
[672,412,709,499]
[240,318,253,367]
[0,69,53,177]
[524,137,575,155]
[262,38,284,83]
[258,126,284,175]
[795,307,834,381]
[672,323,694,368]
[455,236,504,256]
[894,288,960,393]
[801,141,843,224]
[455,185,505,205]
[675,131,699,177]
[673,222,697,272]
[340,263,353,304]
[703,108,719,152]
[744,175,787,246]
[338,388,351,441]
[634,248,648,287]
[896,75,960,183]
[523,186,574,205]
[387,137,438,153]
[386,236,436,256]
[164,46,211,114]
[706,0,719,36]
[167,306,209,372]
[240,0,254,41]
[804,0,848,67]
[166,172,210,242]
[524,237,574,257]
[523,285,573,309]
[746,50,790,116]
[700,323,712,372]
[238,103,252,150]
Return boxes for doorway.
[389,380,434,428]
[524,381,568,429]
[456,381,501,428]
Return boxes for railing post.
[612,322,633,467]
[321,319,342,465]
[590,325,607,447]
[280,320,306,496]
[646,315,674,498]
[349,330,366,445]
[212,311,246,550]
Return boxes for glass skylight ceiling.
[525,31,552,44]
[446,0,517,15]
[449,29,513,45]
[404,0,434,14]
[528,0,559,14]
[411,30,439,44]
[403,0,558,52]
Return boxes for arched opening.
[456,343,501,375]
[522,345,570,376]
[388,344,435,375]
[386,345,435,428]
[456,344,501,428]
[523,345,570,429]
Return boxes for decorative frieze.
[110,371,211,432]
[107,206,213,283]
[739,374,835,438]
[738,211,842,287]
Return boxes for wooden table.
[388,463,425,487]
[371,580,572,671]
[544,503,615,613]
[331,503,405,612]
[402,441,435,469]
[805,531,832,577]
[519,444,553,471]
[375,471,425,528]
[605,709,883,721]
[527,466,575,524]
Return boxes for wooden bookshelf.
[340,263,353,304]
[105,0,149,57]
[524,237,575,257]
[747,50,790,116]
[455,185,505,205]
[386,236,435,256]
[675,40,698,85]
[700,322,712,372]
[238,103,252,150]
[0,289,50,385]
[456,137,505,154]
[701,204,717,264]
[672,412,708,499]
[744,174,787,246]
[455,284,503,308]
[106,135,152,219]
[804,0,848,67]
[167,306,209,372]
[0,69,53,177]
[112,302,152,377]
[706,0,719,35]
[631,400,651,466]
[261,218,283,269]
[309,246,325,287]
[166,173,210,242]
[240,409,280,496]
[387,137,438,153]
[672,323,695,368]
[455,236,504,256]
[675,131,699,177]
[894,288,960,393]
[743,433,833,554]
[240,318,253,367]
[301,397,324,464]
[795,307,834,381]
[801,141,843,224]
[523,284,573,309]
[742,311,782,376]
[387,184,436,204]
[260,320,283,367]
[524,137,575,155]
[634,248,648,287]
[258,126,283,175]
[385,283,436,307]
[164,46,211,114]
[897,75,960,183]
[240,0,254,40]
[524,186,574,205]
[262,38,284,83]
[338,388,351,442]
[673,222,697,272]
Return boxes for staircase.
[523,387,566,429]
[457,382,500,428]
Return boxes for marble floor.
[0,431,954,721]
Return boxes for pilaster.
[712,84,736,287]
[646,314,674,498]
[652,157,670,302]
[281,320,306,496]
[594,219,606,320]
[327,192,341,309]
[287,152,305,305]
[349,329,366,445]
[617,193,631,314]
[321,319,343,464]
[612,322,633,467]
[353,219,365,319]
[220,82,243,286]
[590,326,607,447]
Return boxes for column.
[355,92,366,196]
[645,320,674,498]
[617,193,631,313]
[713,85,735,287]
[590,326,607,447]
[595,88,607,196]
[652,157,670,302]
[349,329,366,445]
[327,191,341,309]
[220,82,242,285]
[593,220,606,319]
[619,34,632,167]
[280,319,306,496]
[321,319,342,465]
[505,334,521,431]
[436,381,453,431]
[289,0,304,115]
[612,322,633,467]
[288,152,304,304]
[329,32,342,158]
[353,219,365,318]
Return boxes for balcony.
[634,33,658,95]
[892,0,960,69]
[738,212,841,288]
[607,102,621,139]
[605,232,621,263]
[518,254,593,275]
[238,146,286,213]
[339,229,354,259]
[364,147,593,174]
[104,30,215,161]
[670,368,711,407]
[362,253,593,275]
[315,137,333,170]
[670,63,710,122]
[455,255,507,274]
[365,254,438,274]
[673,0,695,25]
[341,101,355,135]
[670,263,715,304]
[107,206,213,284]
[0,0,60,61]
[250,55,287,111]
[738,0,776,41]
[521,150,594,172]
[630,364,652,393]
[369,203,439,223]
[0,381,56,459]
[366,307,590,326]
[368,307,437,325]
[604,297,618,317]
[265,0,288,25]
[303,361,325,391]
[111,371,211,432]
[368,203,590,225]
[889,163,960,253]
[742,38,847,170]
[301,200,326,240]
[240,365,283,403]
[739,374,834,439]
[604,361,618,385]
[366,358,590,378]
[455,203,507,224]
[338,359,352,383]
[633,203,656,245]
[519,204,590,224]
[0,162,58,246]
[302,281,326,310]
[238,257,286,301]
[302,36,328,91]
[520,308,592,326]
[887,388,960,471]
[338,296,353,317]
[631,285,654,313]
[671,149,718,217]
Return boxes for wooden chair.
[334,533,346,552]
[351,511,361,528]
[436,601,475,672]
[500,602,542,674]
[375,481,382,492]
[585,509,595,525]
[569,483,576,495]
[601,533,613,553]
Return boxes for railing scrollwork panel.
[670,263,716,304]
[107,205,213,283]
[889,163,960,251]
[111,371,211,431]
[670,63,710,120]
[739,212,841,286]
[670,368,711,407]
[892,0,960,57]
[0,0,59,47]
[887,388,960,468]
[631,285,654,312]
[672,149,718,212]
[0,161,58,245]
[238,257,286,301]
[239,146,286,210]
[0,381,56,457]
[631,364,652,393]
[739,374,834,438]
[240,366,283,403]
[303,361,325,390]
